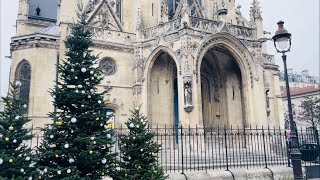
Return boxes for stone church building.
[10,0,284,129]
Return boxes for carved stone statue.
[266,89,271,116]
[184,83,192,105]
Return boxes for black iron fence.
[28,125,320,173]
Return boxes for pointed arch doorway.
[148,53,179,134]
[200,47,246,129]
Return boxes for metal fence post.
[224,125,229,171]
[262,126,268,168]
[180,125,184,174]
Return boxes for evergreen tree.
[37,13,117,179]
[0,82,36,180]
[118,107,166,180]
[298,96,320,145]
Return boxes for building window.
[99,58,117,76]
[15,60,31,113]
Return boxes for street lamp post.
[272,21,303,180]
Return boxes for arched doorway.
[200,47,245,128]
[148,53,179,129]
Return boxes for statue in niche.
[266,89,271,116]
[184,82,192,105]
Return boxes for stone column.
[16,0,29,35]
[133,7,145,106]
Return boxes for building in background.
[281,84,320,129]
[279,69,319,93]
[9,0,284,129]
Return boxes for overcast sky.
[0,0,319,96]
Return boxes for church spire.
[250,0,262,22]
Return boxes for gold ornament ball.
[9,159,13,163]
[5,137,10,141]
[55,154,59,158]
[3,102,7,106]
[100,123,104,127]
[56,121,63,126]
[89,150,93,154]
[71,68,75,72]
[81,104,85,108]
[8,126,14,131]
[136,125,140,128]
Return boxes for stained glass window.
[15,60,31,113]
[100,58,117,76]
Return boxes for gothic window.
[100,58,117,76]
[15,60,31,113]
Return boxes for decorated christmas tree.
[118,107,166,180]
[0,82,36,180]
[36,13,117,179]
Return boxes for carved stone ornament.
[85,0,123,31]
[133,84,142,95]
[133,46,145,70]
[263,70,271,116]
[183,76,194,112]
[160,0,168,23]
[136,8,143,31]
[195,36,256,88]
[266,89,271,116]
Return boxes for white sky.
[1,0,319,96]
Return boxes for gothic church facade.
[10,0,284,129]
